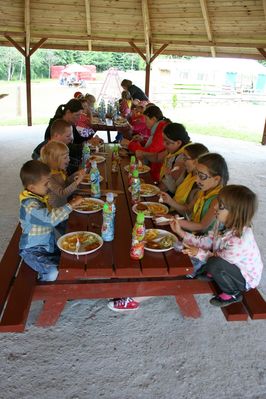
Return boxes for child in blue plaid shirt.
[19,160,83,281]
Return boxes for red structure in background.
[51,64,96,80]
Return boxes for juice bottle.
[128,155,136,186]
[90,161,101,198]
[130,212,146,260]
[101,193,116,242]
[131,169,140,204]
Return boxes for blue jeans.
[20,246,60,281]
[189,257,205,277]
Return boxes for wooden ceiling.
[0,0,266,61]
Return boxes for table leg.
[107,129,111,143]
[35,299,66,327]
[175,295,201,318]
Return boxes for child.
[170,185,263,307]
[19,160,83,281]
[32,119,81,175]
[84,93,97,116]
[130,105,151,145]
[113,91,132,143]
[40,141,85,208]
[128,105,170,182]
[75,96,95,140]
[160,153,229,233]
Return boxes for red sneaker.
[107,297,140,312]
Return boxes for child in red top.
[128,105,170,182]
[130,105,151,145]
[75,96,95,139]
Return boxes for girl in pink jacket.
[170,185,263,307]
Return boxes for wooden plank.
[221,302,248,322]
[0,263,37,333]
[175,295,201,318]
[0,224,22,314]
[243,289,266,320]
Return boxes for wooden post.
[262,117,266,145]
[25,54,32,126]
[145,62,150,97]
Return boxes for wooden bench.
[1,223,266,332]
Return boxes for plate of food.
[89,155,106,164]
[124,164,151,174]
[132,202,168,218]
[144,229,177,252]
[129,183,160,197]
[73,198,104,214]
[81,174,104,185]
[57,231,103,255]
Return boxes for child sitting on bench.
[19,160,83,281]
[170,185,263,307]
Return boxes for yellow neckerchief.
[19,190,51,211]
[126,99,132,109]
[174,172,196,205]
[50,169,67,181]
[160,143,192,179]
[191,185,222,222]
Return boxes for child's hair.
[41,141,69,168]
[121,90,132,100]
[163,123,190,145]
[185,143,209,159]
[20,160,50,188]
[53,99,83,119]
[121,79,132,89]
[84,93,96,104]
[143,105,171,123]
[218,185,257,236]
[50,119,72,138]
[197,153,229,185]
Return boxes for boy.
[19,160,83,281]
[32,119,81,174]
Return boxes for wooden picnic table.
[2,146,265,332]
[91,118,130,143]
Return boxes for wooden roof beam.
[263,0,266,20]
[84,0,92,51]
[29,38,48,56]
[199,0,216,57]
[24,0,30,56]
[141,0,151,62]
[4,35,25,56]
[257,48,266,59]
[128,41,146,61]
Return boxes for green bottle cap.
[136,212,145,224]
[130,155,136,164]
[103,203,109,212]
[132,169,139,178]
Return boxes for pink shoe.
[107,297,140,312]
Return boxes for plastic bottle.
[111,145,120,173]
[130,212,146,260]
[101,192,116,242]
[82,142,90,169]
[128,155,136,186]
[90,161,101,198]
[131,169,140,204]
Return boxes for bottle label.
[130,241,144,260]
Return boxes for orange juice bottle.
[130,212,146,260]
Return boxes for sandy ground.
[0,125,266,399]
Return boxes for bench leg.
[35,299,66,327]
[175,295,201,318]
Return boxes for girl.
[75,96,95,140]
[161,153,229,233]
[128,105,170,182]
[113,91,133,143]
[170,185,263,307]
[172,143,209,205]
[44,99,85,144]
[41,141,85,208]
[85,93,97,116]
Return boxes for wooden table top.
[58,147,192,280]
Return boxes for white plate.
[89,155,106,164]
[81,175,104,185]
[132,202,169,218]
[57,231,103,255]
[124,164,151,174]
[129,183,160,197]
[73,197,104,214]
[144,229,177,252]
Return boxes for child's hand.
[170,218,185,239]
[182,244,199,257]
[160,192,172,205]
[131,134,141,142]
[74,169,86,185]
[69,196,84,208]
[135,150,144,160]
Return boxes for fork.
[75,237,81,259]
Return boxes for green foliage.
[0,47,145,80]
